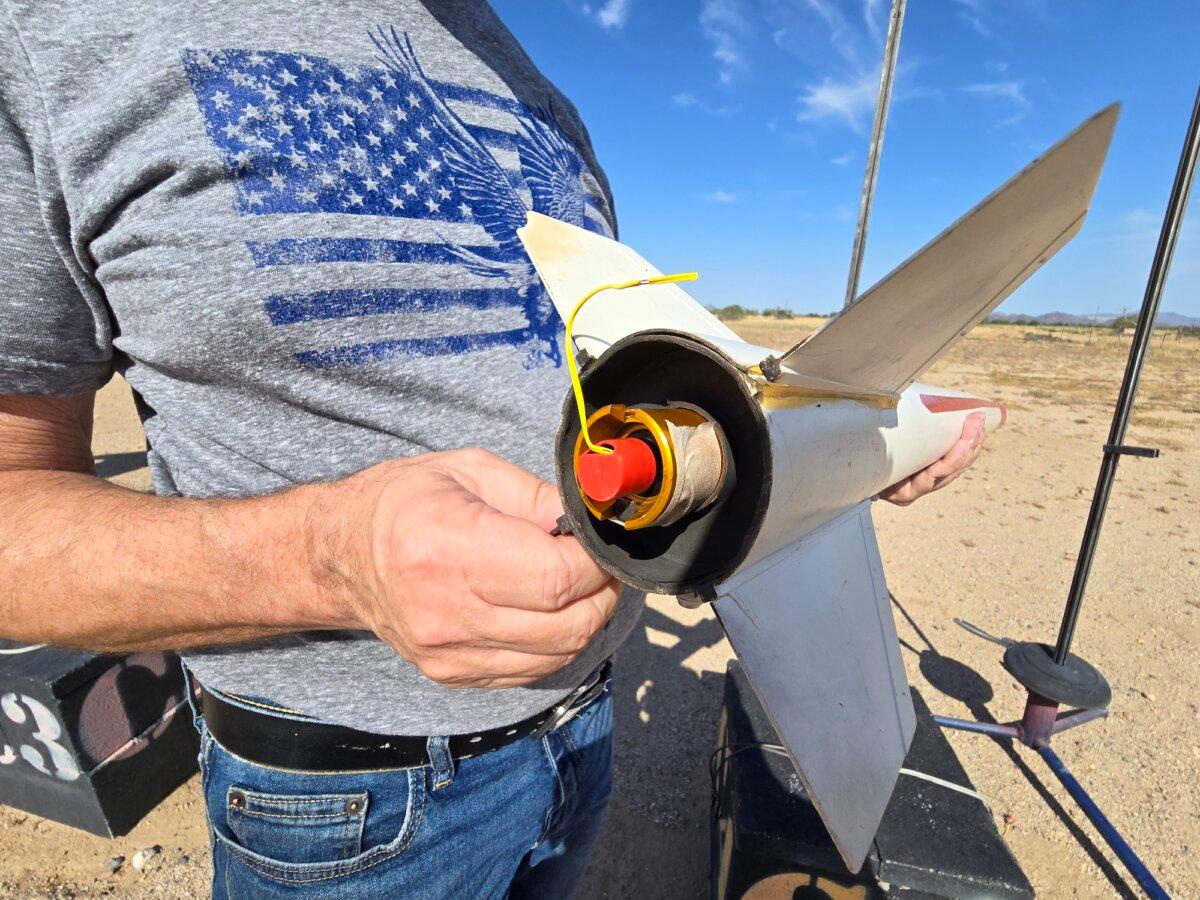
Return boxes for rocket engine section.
[573,402,734,531]
[555,333,770,597]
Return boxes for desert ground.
[0,319,1196,898]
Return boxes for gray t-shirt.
[0,0,644,735]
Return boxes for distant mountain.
[987,310,1199,327]
[1157,311,1200,327]
[1041,311,1100,325]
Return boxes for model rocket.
[518,105,1118,872]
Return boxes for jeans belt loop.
[426,735,455,790]
[181,664,204,730]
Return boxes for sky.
[489,0,1200,317]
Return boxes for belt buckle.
[530,698,574,740]
[529,662,609,740]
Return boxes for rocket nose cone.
[576,438,658,503]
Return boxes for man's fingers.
[878,486,912,505]
[924,440,972,480]
[473,581,622,654]
[461,503,616,611]
[962,411,987,443]
[437,449,564,531]
[925,415,987,482]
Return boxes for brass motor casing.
[572,404,709,530]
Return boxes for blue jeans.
[193,686,613,899]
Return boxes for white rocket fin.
[778,104,1119,393]
[713,500,915,873]
[517,212,741,357]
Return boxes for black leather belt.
[198,660,611,772]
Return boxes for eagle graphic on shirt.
[182,26,612,370]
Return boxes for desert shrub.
[707,304,753,320]
[1110,314,1139,331]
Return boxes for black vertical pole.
[1054,85,1200,665]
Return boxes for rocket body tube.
[555,330,1003,594]
[743,383,1002,569]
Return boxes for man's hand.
[0,392,619,688]
[328,449,622,689]
[878,412,987,507]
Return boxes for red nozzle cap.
[576,438,658,503]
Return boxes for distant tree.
[1110,314,1139,331]
[709,304,752,320]
[761,306,796,319]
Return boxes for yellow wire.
[565,272,699,455]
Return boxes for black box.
[0,641,198,836]
[713,660,1034,898]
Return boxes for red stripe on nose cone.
[920,394,1007,426]
[576,438,658,503]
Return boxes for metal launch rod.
[942,87,1200,900]
[844,0,907,308]
[1053,82,1200,664]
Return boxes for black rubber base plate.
[1002,642,1112,709]
[714,662,1035,898]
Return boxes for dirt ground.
[0,320,1196,898]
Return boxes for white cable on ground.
[754,742,995,816]
[900,767,995,815]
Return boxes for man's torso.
[2,0,641,734]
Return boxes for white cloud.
[700,0,749,85]
[832,204,855,221]
[673,91,734,116]
[595,0,634,29]
[797,73,878,131]
[955,1,1052,39]
[961,80,1029,106]
[801,0,870,70]
[762,1,923,135]
[832,152,855,166]
[953,0,992,37]
[768,0,887,72]
[1124,208,1158,227]
[863,0,886,45]
[1117,208,1162,243]
[985,60,1009,75]
[696,1,924,137]
[1107,210,1200,276]
[705,190,739,203]
[962,79,1029,127]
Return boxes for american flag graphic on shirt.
[181,28,612,370]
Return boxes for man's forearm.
[0,388,621,687]
[0,470,360,651]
